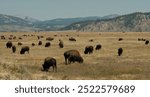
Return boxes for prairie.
[0,31,150,80]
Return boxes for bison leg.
[65,58,68,65]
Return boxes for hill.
[0,14,39,32]
[0,14,118,31]
[64,12,150,32]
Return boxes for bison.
[89,39,93,42]
[20,46,30,54]
[46,37,54,41]
[69,37,76,41]
[64,50,83,65]
[1,35,5,40]
[59,40,64,48]
[12,45,16,53]
[6,41,13,48]
[118,48,123,56]
[18,37,22,40]
[45,42,51,47]
[32,43,35,46]
[145,40,149,45]
[95,44,102,50]
[38,41,42,45]
[84,46,94,54]
[42,57,57,72]
[18,42,22,46]
[118,38,123,41]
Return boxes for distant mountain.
[65,12,150,32]
[63,14,119,30]
[33,16,103,31]
[0,14,119,32]
[0,14,39,32]
[23,16,41,23]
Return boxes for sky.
[0,0,150,20]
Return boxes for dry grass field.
[0,31,150,80]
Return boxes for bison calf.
[20,46,30,54]
[118,48,123,56]
[42,57,57,72]
[64,50,83,65]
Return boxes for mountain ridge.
[65,12,150,32]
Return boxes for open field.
[0,31,150,80]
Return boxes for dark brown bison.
[42,57,57,72]
[118,38,123,41]
[1,36,5,40]
[89,39,93,42]
[145,40,149,45]
[37,36,40,40]
[118,48,123,56]
[54,35,57,37]
[84,46,94,54]
[45,42,51,47]
[10,35,13,37]
[69,37,76,41]
[46,37,54,41]
[59,40,64,48]
[20,46,30,54]
[18,37,22,40]
[6,41,13,48]
[32,43,35,46]
[64,50,83,65]
[8,37,12,40]
[18,42,22,46]
[95,44,102,50]
[13,36,16,39]
[12,45,16,53]
[38,41,42,45]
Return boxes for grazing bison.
[69,37,76,41]
[38,41,42,45]
[118,38,123,41]
[1,36,5,40]
[18,37,22,40]
[84,46,94,54]
[54,35,57,37]
[95,44,102,50]
[9,37,12,40]
[89,39,93,42]
[12,45,16,53]
[32,43,35,46]
[18,42,22,46]
[42,57,57,72]
[45,42,51,47]
[6,41,13,48]
[46,37,54,41]
[59,40,64,48]
[20,46,30,54]
[118,48,123,56]
[145,40,149,45]
[13,36,16,39]
[64,50,83,65]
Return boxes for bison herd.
[1,33,150,73]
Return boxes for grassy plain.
[0,31,150,80]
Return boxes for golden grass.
[0,31,150,80]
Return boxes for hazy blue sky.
[0,0,150,20]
